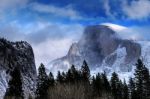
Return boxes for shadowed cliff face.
[77,25,120,67]
[120,40,141,63]
[48,25,141,74]
[0,38,37,98]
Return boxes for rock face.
[48,25,141,76]
[0,38,37,98]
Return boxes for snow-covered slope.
[47,25,142,79]
[0,71,9,98]
[0,38,37,98]
[138,41,150,67]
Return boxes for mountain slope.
[0,38,37,98]
[48,25,141,77]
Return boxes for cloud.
[0,0,30,14]
[130,26,150,40]
[33,38,74,66]
[27,22,84,66]
[0,21,26,41]
[0,20,84,66]
[0,0,28,9]
[25,22,83,44]
[31,3,82,20]
[123,0,150,20]
[116,28,143,40]
[0,0,30,21]
[103,0,115,20]
[102,23,146,40]
[102,23,127,31]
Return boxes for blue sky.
[0,0,150,66]
[1,0,150,26]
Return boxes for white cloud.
[33,38,74,66]
[31,3,81,19]
[123,0,150,20]
[0,0,28,9]
[117,28,143,40]
[29,23,83,66]
[102,23,127,31]
[0,20,84,67]
[0,21,26,41]
[25,22,83,44]
[130,26,150,40]
[102,23,144,40]
[0,0,30,21]
[103,0,115,20]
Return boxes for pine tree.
[71,66,82,83]
[66,69,73,83]
[66,65,80,83]
[117,80,123,99]
[133,59,150,99]
[101,72,111,93]
[81,60,90,82]
[4,67,23,99]
[92,73,103,97]
[35,63,49,99]
[92,76,96,95]
[110,72,121,99]
[47,72,55,98]
[128,78,137,99]
[80,60,91,98]
[122,80,129,99]
[61,72,66,83]
[134,59,145,99]
[56,71,62,83]
[70,65,79,83]
[142,66,150,99]
[56,71,66,83]
[48,72,55,86]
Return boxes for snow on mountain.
[0,70,9,98]
[138,41,150,67]
[47,25,143,80]
[0,38,37,98]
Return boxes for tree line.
[4,59,150,99]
